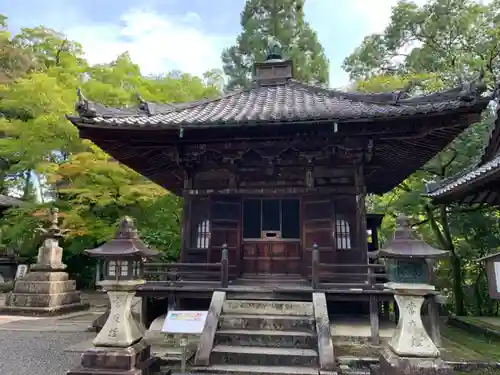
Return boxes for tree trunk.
[22,170,32,200]
[451,253,465,316]
[473,269,483,315]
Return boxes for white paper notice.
[161,311,208,334]
[15,264,28,280]
[494,262,500,293]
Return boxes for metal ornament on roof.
[377,215,448,259]
[85,216,158,258]
[266,43,283,61]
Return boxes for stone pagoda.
[1,208,88,315]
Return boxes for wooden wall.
[181,192,367,278]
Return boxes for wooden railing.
[311,243,388,289]
[144,244,230,288]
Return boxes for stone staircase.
[193,298,320,375]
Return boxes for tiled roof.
[425,104,500,201]
[0,194,22,208]
[426,154,500,198]
[69,81,490,129]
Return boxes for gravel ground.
[0,330,94,375]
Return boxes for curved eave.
[67,97,491,131]
[426,154,500,205]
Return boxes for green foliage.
[0,14,219,287]
[221,0,329,89]
[344,0,500,315]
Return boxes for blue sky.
[0,0,415,88]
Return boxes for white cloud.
[63,8,232,78]
[59,0,441,87]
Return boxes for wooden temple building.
[67,47,492,332]
[426,102,500,206]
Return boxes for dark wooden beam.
[186,185,361,196]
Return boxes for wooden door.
[241,241,301,274]
[302,195,334,278]
[209,196,241,277]
[241,198,301,275]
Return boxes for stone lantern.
[67,216,159,375]
[374,215,451,375]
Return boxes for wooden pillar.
[394,299,400,323]
[95,261,101,287]
[354,166,368,265]
[382,301,390,320]
[369,294,380,344]
[141,296,149,328]
[180,169,193,263]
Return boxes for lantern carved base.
[385,282,439,358]
[93,285,145,347]
[0,270,88,316]
[66,338,160,375]
[373,348,453,375]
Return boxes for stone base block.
[7,290,82,307]
[13,280,76,294]
[21,271,69,282]
[0,301,89,316]
[30,263,67,272]
[2,270,88,316]
[66,339,160,375]
[373,348,453,375]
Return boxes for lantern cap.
[376,215,449,259]
[85,216,158,258]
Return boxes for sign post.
[161,311,208,374]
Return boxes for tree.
[343,0,500,315]
[0,17,221,287]
[343,0,500,84]
[221,0,329,89]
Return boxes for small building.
[426,104,500,205]
[476,252,500,300]
[67,47,491,324]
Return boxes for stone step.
[210,344,318,367]
[191,364,319,375]
[226,292,312,301]
[222,300,314,316]
[214,329,316,349]
[218,313,315,332]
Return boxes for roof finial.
[136,92,150,113]
[266,43,283,61]
[75,88,96,118]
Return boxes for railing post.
[221,244,229,288]
[367,264,373,288]
[312,243,319,289]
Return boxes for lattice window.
[119,261,128,277]
[108,261,117,276]
[196,219,211,249]
[335,219,351,250]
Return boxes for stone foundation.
[1,271,88,316]
[67,339,160,375]
[373,348,453,375]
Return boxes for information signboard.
[161,311,208,334]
